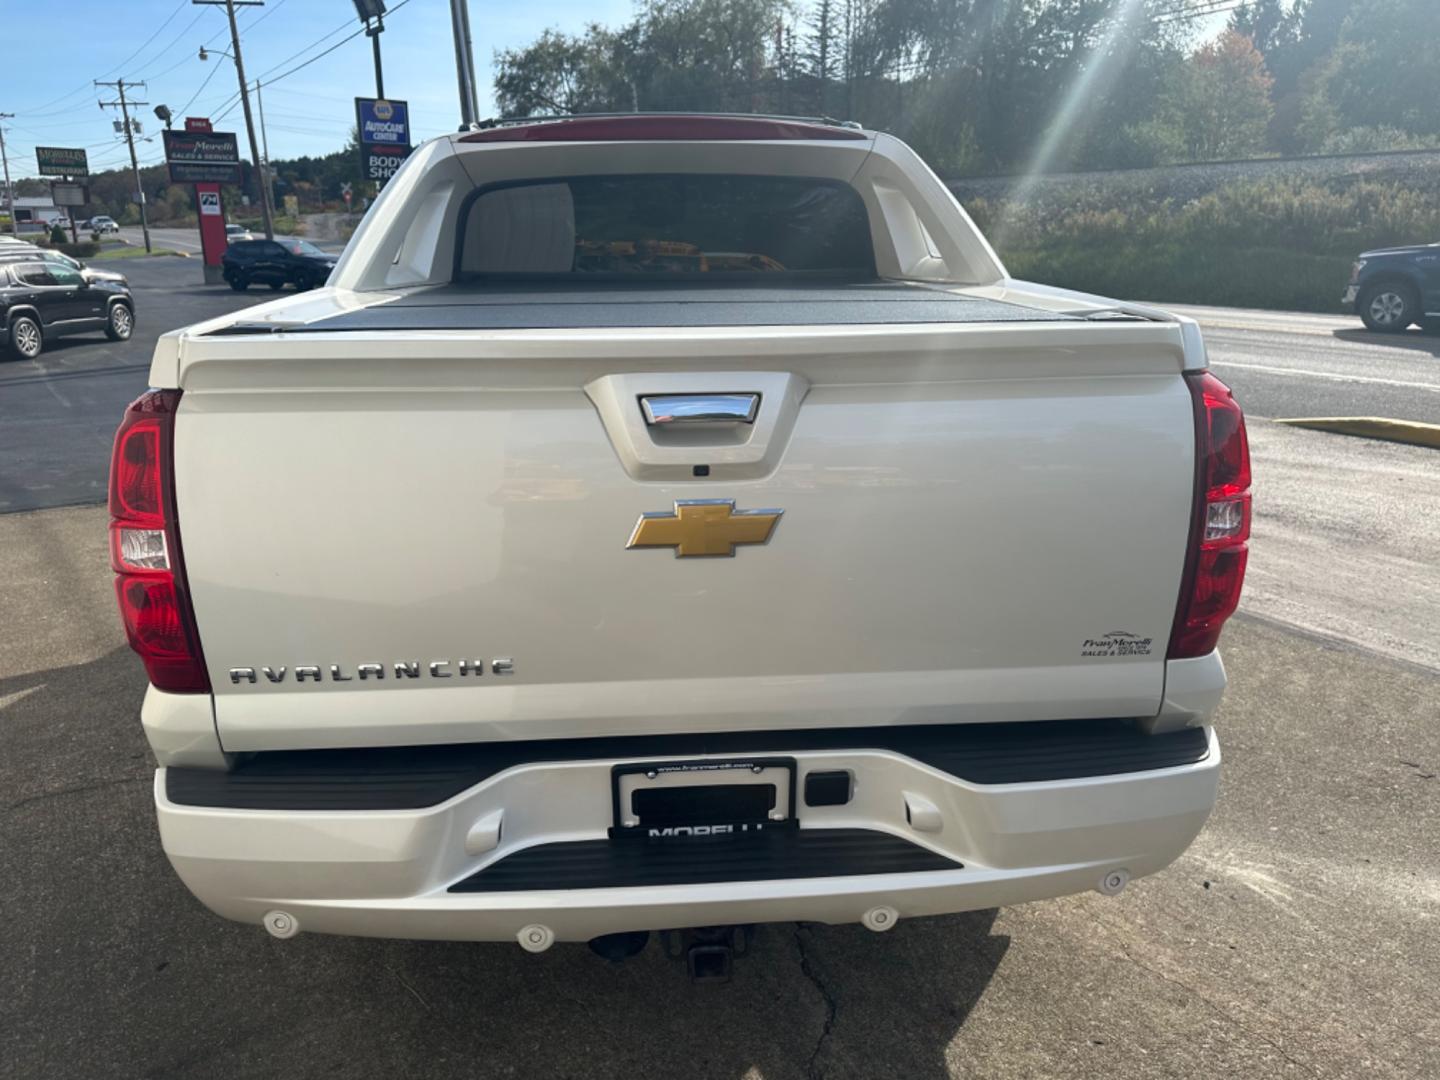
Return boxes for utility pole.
[96,80,152,253]
[194,0,274,240]
[0,113,15,237]
[255,79,271,208]
[449,0,479,128]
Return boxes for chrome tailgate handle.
[640,393,760,425]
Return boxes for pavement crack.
[1,775,145,815]
[391,967,430,1012]
[792,924,837,1079]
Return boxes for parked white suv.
[113,114,1246,976]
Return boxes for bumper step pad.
[168,721,1210,811]
[449,828,961,892]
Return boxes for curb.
[1274,416,1440,449]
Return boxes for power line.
[210,0,414,127]
[1154,1,1246,26]
[147,5,265,114]
[253,17,360,82]
[181,0,388,131]
[179,57,229,116]
[110,0,192,75]
[132,10,214,79]
[259,0,414,84]
[21,2,190,119]
[244,0,294,33]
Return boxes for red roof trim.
[460,115,870,144]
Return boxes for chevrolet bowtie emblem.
[627,499,783,557]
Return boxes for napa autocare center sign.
[355,97,412,184]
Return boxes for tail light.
[108,389,210,692]
[1169,371,1251,659]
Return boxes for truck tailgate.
[172,316,1196,752]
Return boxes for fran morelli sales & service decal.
[1082,631,1154,658]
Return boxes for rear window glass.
[458,175,874,280]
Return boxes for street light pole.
[195,0,275,240]
[368,19,385,98]
[449,0,479,128]
[96,79,152,253]
[352,0,388,100]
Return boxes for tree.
[1297,0,1440,150]
[494,27,628,117]
[1176,31,1274,160]
[1230,0,1353,151]
[486,0,1292,174]
[807,0,837,113]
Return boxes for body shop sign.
[355,97,412,183]
[162,130,242,183]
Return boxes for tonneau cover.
[209,281,1081,334]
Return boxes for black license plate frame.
[609,757,798,840]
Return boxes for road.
[1161,305,1440,672]
[117,226,205,254]
[1167,304,1440,425]
[116,226,347,254]
[2,285,1438,1078]
[0,259,262,512]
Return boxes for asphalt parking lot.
[0,256,264,512]
[3,267,1439,1078]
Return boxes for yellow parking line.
[1274,417,1440,449]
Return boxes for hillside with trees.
[495,0,1439,175]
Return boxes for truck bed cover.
[209,280,1084,334]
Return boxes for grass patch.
[233,214,304,236]
[969,176,1436,313]
[91,246,180,261]
[1001,243,1351,313]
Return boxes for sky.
[0,0,1234,182]
[0,0,635,180]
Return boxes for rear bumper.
[155,727,1220,943]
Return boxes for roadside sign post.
[50,181,88,244]
[165,121,240,284]
[354,97,412,192]
[35,148,89,247]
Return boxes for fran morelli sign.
[162,130,242,184]
[35,146,89,177]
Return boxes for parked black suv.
[1343,243,1440,333]
[0,246,130,287]
[222,238,337,292]
[1,256,135,360]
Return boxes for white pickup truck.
[111,115,1249,976]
